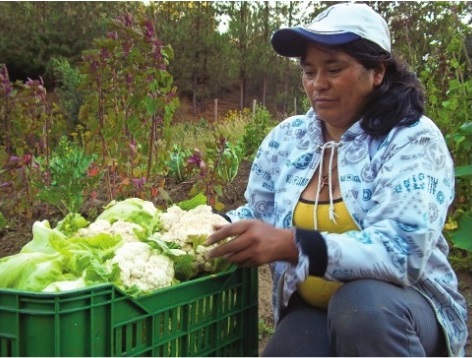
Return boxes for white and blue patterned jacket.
[227,108,468,356]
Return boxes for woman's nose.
[312,73,329,91]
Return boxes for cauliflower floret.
[74,219,143,244]
[110,220,143,243]
[194,244,215,272]
[76,219,112,237]
[110,241,174,293]
[158,205,229,244]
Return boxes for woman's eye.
[303,70,316,79]
[328,68,342,74]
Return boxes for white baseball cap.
[271,2,391,57]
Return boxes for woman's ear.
[373,62,387,87]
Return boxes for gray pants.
[262,279,447,357]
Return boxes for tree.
[0,1,136,83]
[148,2,222,116]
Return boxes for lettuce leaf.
[55,212,89,237]
[20,220,66,254]
[146,234,196,281]
[0,218,122,292]
[0,252,67,291]
[96,198,160,235]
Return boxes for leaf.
[212,198,225,212]
[177,193,207,210]
[143,96,158,115]
[96,198,159,235]
[455,165,472,179]
[449,213,472,252]
[161,45,174,59]
[158,187,174,206]
[55,212,90,237]
[459,122,472,134]
[0,252,66,291]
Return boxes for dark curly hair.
[302,39,425,137]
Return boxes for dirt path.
[258,265,274,355]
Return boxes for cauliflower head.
[76,219,112,237]
[158,205,228,245]
[110,241,175,295]
[75,219,144,243]
[156,205,231,275]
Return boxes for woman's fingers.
[206,229,251,259]
[205,221,249,245]
[223,250,259,267]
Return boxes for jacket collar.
[306,108,366,143]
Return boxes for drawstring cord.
[314,141,340,230]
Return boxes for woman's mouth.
[314,98,335,108]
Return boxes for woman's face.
[301,44,385,138]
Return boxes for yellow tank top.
[293,198,358,309]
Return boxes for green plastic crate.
[0,267,258,357]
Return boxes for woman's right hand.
[205,220,298,267]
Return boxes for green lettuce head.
[96,198,160,235]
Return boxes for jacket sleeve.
[225,124,285,226]
[322,123,455,287]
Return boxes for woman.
[206,3,468,356]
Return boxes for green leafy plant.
[165,144,192,183]
[419,28,472,272]
[242,105,275,159]
[446,210,472,251]
[442,115,472,271]
[31,136,102,215]
[217,140,244,183]
[258,319,275,341]
[447,121,472,191]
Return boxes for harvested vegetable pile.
[0,194,231,297]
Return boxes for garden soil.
[0,159,470,355]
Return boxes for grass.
[169,109,253,151]
[258,318,275,340]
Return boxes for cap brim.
[271,27,360,57]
